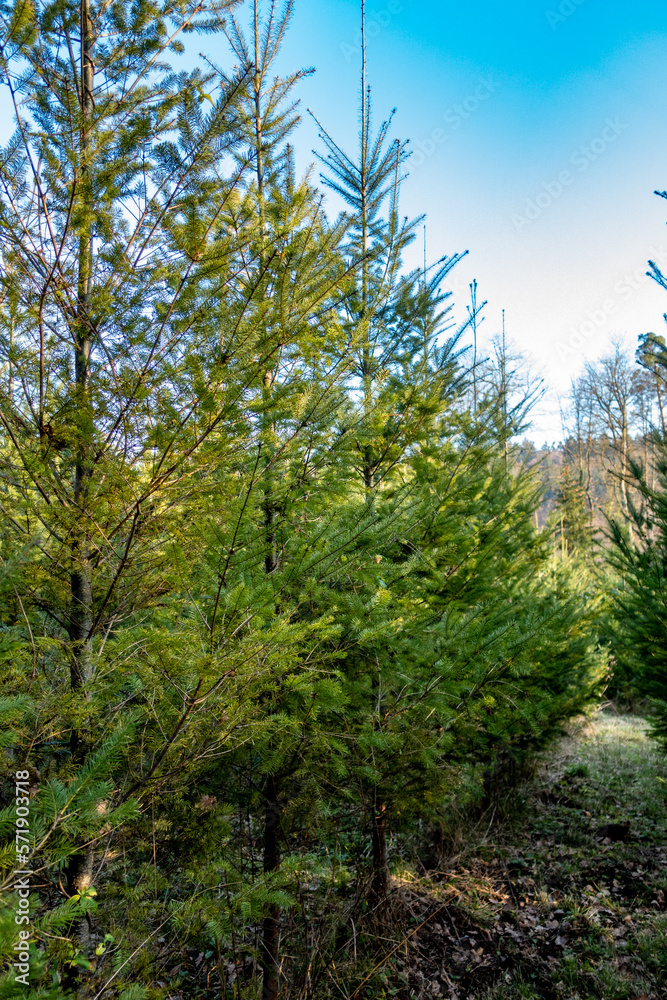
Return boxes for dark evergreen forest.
[0,1,666,998]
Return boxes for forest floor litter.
[111,711,667,999]
[351,711,667,1000]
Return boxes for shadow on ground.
[361,712,667,1000]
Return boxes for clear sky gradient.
[273,0,667,442]
[3,1,667,442]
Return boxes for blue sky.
[271,0,667,442]
[3,0,667,441]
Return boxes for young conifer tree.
[608,331,667,748]
[382,329,603,820]
[221,8,321,993]
[0,0,331,987]
[604,198,667,745]
[148,5,391,996]
[0,0,607,992]
[609,456,667,749]
[309,3,474,900]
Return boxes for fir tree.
[608,458,667,748]
[553,463,594,556]
[0,0,299,986]
[0,0,608,993]
[310,10,473,896]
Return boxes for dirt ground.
[145,712,667,999]
[359,712,667,1000]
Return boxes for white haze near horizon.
[3,3,667,447]
[274,13,667,448]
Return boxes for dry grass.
[313,711,667,1000]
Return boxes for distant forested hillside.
[1,2,667,998]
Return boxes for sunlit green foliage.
[0,0,608,995]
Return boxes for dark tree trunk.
[261,774,281,1000]
[63,0,96,985]
[370,800,388,903]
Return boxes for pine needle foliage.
[0,0,605,994]
[608,454,667,748]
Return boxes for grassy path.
[379,713,667,1000]
[480,712,667,1000]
